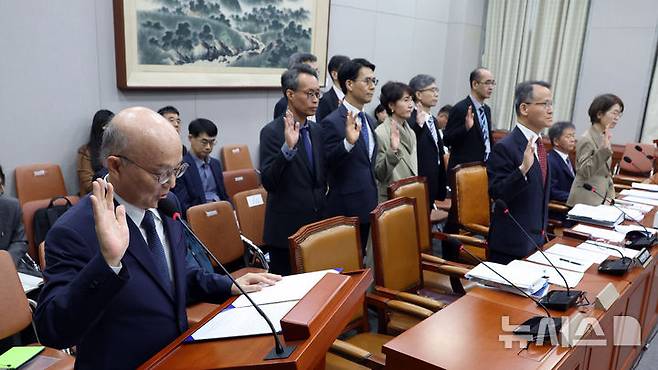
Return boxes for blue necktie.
[141,210,172,294]
[478,106,491,160]
[300,125,314,173]
[358,112,370,157]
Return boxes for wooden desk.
[139,270,372,370]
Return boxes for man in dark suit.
[444,67,496,170]
[157,105,187,155]
[260,64,327,275]
[487,81,554,264]
[408,74,447,205]
[172,118,229,214]
[273,52,319,119]
[547,121,576,203]
[321,58,378,252]
[0,165,28,266]
[316,55,350,123]
[34,107,279,369]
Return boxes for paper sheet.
[18,272,43,293]
[632,182,658,192]
[620,196,658,207]
[576,241,639,259]
[191,300,297,340]
[526,250,591,273]
[615,224,658,235]
[232,269,337,308]
[508,260,584,289]
[572,224,626,243]
[545,243,609,265]
[615,199,654,213]
[620,189,658,200]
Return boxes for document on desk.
[576,241,639,259]
[621,196,658,207]
[620,189,658,200]
[567,204,624,227]
[527,250,591,273]
[546,243,609,265]
[632,182,658,192]
[508,260,584,288]
[465,262,548,297]
[232,269,338,308]
[572,224,626,243]
[190,300,298,341]
[18,272,43,293]
[616,224,658,235]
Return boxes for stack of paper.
[572,224,626,243]
[508,260,584,288]
[576,240,639,259]
[232,269,337,307]
[616,199,654,213]
[632,182,658,192]
[465,262,549,298]
[621,189,658,200]
[567,204,624,227]
[620,196,658,207]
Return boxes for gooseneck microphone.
[158,199,295,360]
[494,199,583,311]
[458,244,562,342]
[582,183,656,249]
[545,231,633,276]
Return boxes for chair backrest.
[186,201,243,265]
[451,162,490,227]
[22,196,80,260]
[288,216,362,274]
[619,143,655,176]
[232,188,268,246]
[0,251,32,339]
[223,169,261,199]
[220,144,254,171]
[370,197,422,292]
[388,176,431,253]
[15,163,67,205]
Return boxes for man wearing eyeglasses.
[444,67,496,170]
[260,64,327,275]
[172,118,229,214]
[34,107,280,369]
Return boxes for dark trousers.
[269,247,292,276]
[359,222,370,258]
[487,250,519,265]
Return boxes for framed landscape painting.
[113,0,330,89]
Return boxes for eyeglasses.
[478,80,496,86]
[195,138,216,147]
[355,77,379,86]
[526,100,553,109]
[115,155,188,185]
[301,90,322,100]
[608,110,623,118]
[419,87,439,94]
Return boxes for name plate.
[595,282,620,311]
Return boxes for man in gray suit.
[0,165,28,266]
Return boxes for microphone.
[582,183,656,249]
[546,231,633,276]
[158,199,295,360]
[458,243,562,342]
[494,199,583,311]
[240,234,269,271]
[635,145,655,161]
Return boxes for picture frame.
[113,0,330,89]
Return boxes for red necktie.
[536,138,547,185]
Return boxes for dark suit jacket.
[548,150,575,203]
[487,127,549,258]
[259,117,327,248]
[321,104,378,223]
[408,109,447,203]
[173,152,229,213]
[316,87,341,123]
[0,194,27,265]
[444,95,493,170]
[273,96,288,119]
[34,194,233,369]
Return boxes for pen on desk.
[559,257,582,266]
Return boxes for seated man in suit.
[34,107,279,369]
[157,105,187,155]
[260,64,327,275]
[0,164,28,267]
[321,58,378,253]
[487,81,553,264]
[316,54,350,123]
[547,121,576,203]
[273,52,318,119]
[172,118,229,213]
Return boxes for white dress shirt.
[342,100,375,159]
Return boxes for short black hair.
[588,94,624,124]
[337,58,376,94]
[374,104,386,116]
[0,164,4,187]
[469,67,488,89]
[157,105,179,116]
[328,55,350,73]
[288,52,317,69]
[513,80,551,115]
[188,118,218,137]
[548,121,576,145]
[379,81,413,115]
[280,63,318,95]
[438,104,452,116]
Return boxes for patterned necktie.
[300,125,314,173]
[536,138,548,185]
[478,106,491,160]
[141,210,172,293]
[566,158,574,176]
[358,111,370,158]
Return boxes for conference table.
[383,209,658,370]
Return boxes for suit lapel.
[162,212,186,307]
[184,154,203,199]
[468,96,487,146]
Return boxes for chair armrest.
[462,223,490,235]
[386,299,433,319]
[548,201,570,213]
[434,199,452,211]
[330,340,386,369]
[374,286,445,311]
[430,209,449,224]
[614,174,646,185]
[421,259,469,279]
[432,232,487,249]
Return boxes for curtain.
[482,0,590,130]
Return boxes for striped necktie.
[478,106,491,160]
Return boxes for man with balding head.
[34,107,280,369]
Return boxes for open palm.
[90,179,130,267]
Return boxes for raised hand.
[390,119,400,152]
[90,178,129,267]
[416,102,428,127]
[231,272,282,294]
[345,111,361,145]
[465,105,474,130]
[602,129,612,149]
[519,139,535,175]
[283,110,300,149]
